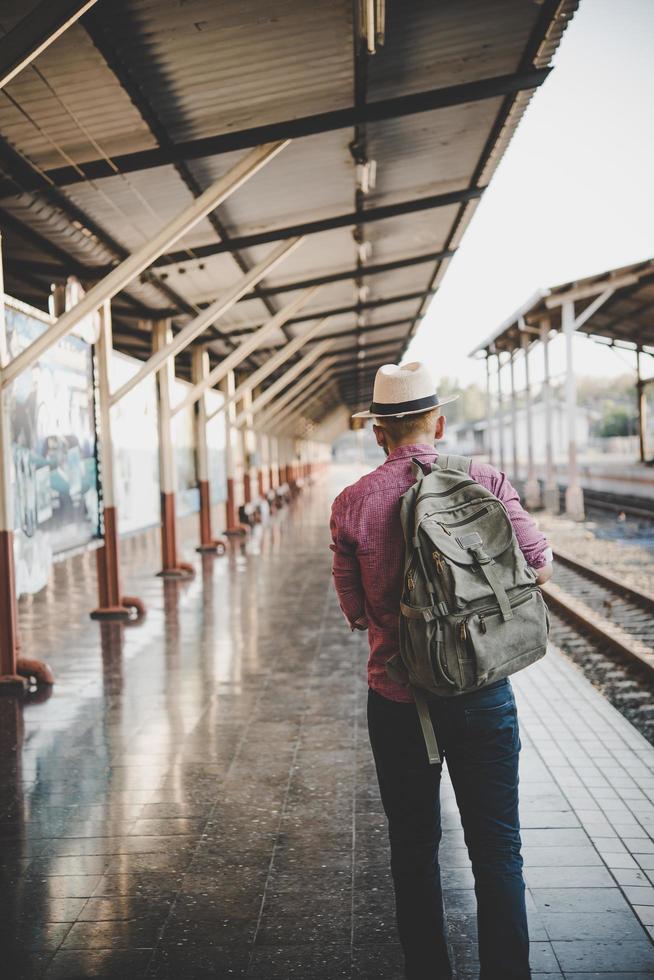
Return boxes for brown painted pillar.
[192,348,226,555]
[257,432,267,498]
[268,434,278,491]
[222,371,245,534]
[92,301,144,620]
[153,320,194,576]
[240,387,255,504]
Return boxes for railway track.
[542,549,654,742]
[559,486,654,522]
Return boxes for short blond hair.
[375,407,440,443]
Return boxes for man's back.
[330,442,551,702]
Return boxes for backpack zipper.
[438,506,490,532]
[464,587,538,626]
[432,551,445,574]
[417,479,476,502]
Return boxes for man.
[329,362,553,980]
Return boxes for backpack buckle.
[456,531,482,551]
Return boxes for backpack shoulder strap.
[434,453,472,474]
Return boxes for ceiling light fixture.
[355,158,377,194]
[359,0,386,54]
[357,241,372,264]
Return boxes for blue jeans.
[367,678,529,980]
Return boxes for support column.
[222,371,244,535]
[0,238,53,689]
[497,353,505,472]
[92,301,145,619]
[485,352,493,464]
[540,318,558,512]
[0,284,23,689]
[562,300,584,519]
[153,320,194,576]
[192,347,226,555]
[283,438,292,488]
[257,431,267,499]
[509,349,519,482]
[637,348,647,464]
[269,435,279,491]
[521,331,540,509]
[240,386,256,504]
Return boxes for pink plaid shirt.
[329,444,551,703]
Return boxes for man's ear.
[373,423,388,451]
[435,414,446,441]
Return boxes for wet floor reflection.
[0,480,398,979]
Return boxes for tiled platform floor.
[1,465,654,979]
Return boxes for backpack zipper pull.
[438,522,452,536]
[458,619,468,641]
[478,613,487,635]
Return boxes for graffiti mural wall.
[5,298,99,597]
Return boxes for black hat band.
[369,393,439,416]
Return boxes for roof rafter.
[0,67,550,195]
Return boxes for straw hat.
[352,361,458,419]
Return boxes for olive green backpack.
[386,454,549,765]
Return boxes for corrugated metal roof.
[0,0,579,423]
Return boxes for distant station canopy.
[0,0,577,427]
[470,257,654,521]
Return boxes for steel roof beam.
[204,316,329,424]
[109,237,303,407]
[304,337,404,365]
[0,137,198,317]
[255,357,338,430]
[1,141,288,388]
[0,0,98,89]
[154,187,482,265]
[2,68,550,193]
[234,339,335,427]
[259,317,413,353]
[168,283,318,417]
[263,372,335,433]
[239,249,455,299]
[6,247,455,297]
[277,384,340,435]
[224,291,431,340]
[83,6,281,327]
[10,191,476,279]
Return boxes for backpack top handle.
[411,457,432,481]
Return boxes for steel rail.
[542,553,654,678]
[552,549,654,613]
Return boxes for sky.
[406,0,654,393]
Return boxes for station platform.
[2,467,654,979]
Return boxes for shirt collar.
[384,443,439,463]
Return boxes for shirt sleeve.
[486,468,552,569]
[329,494,366,628]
